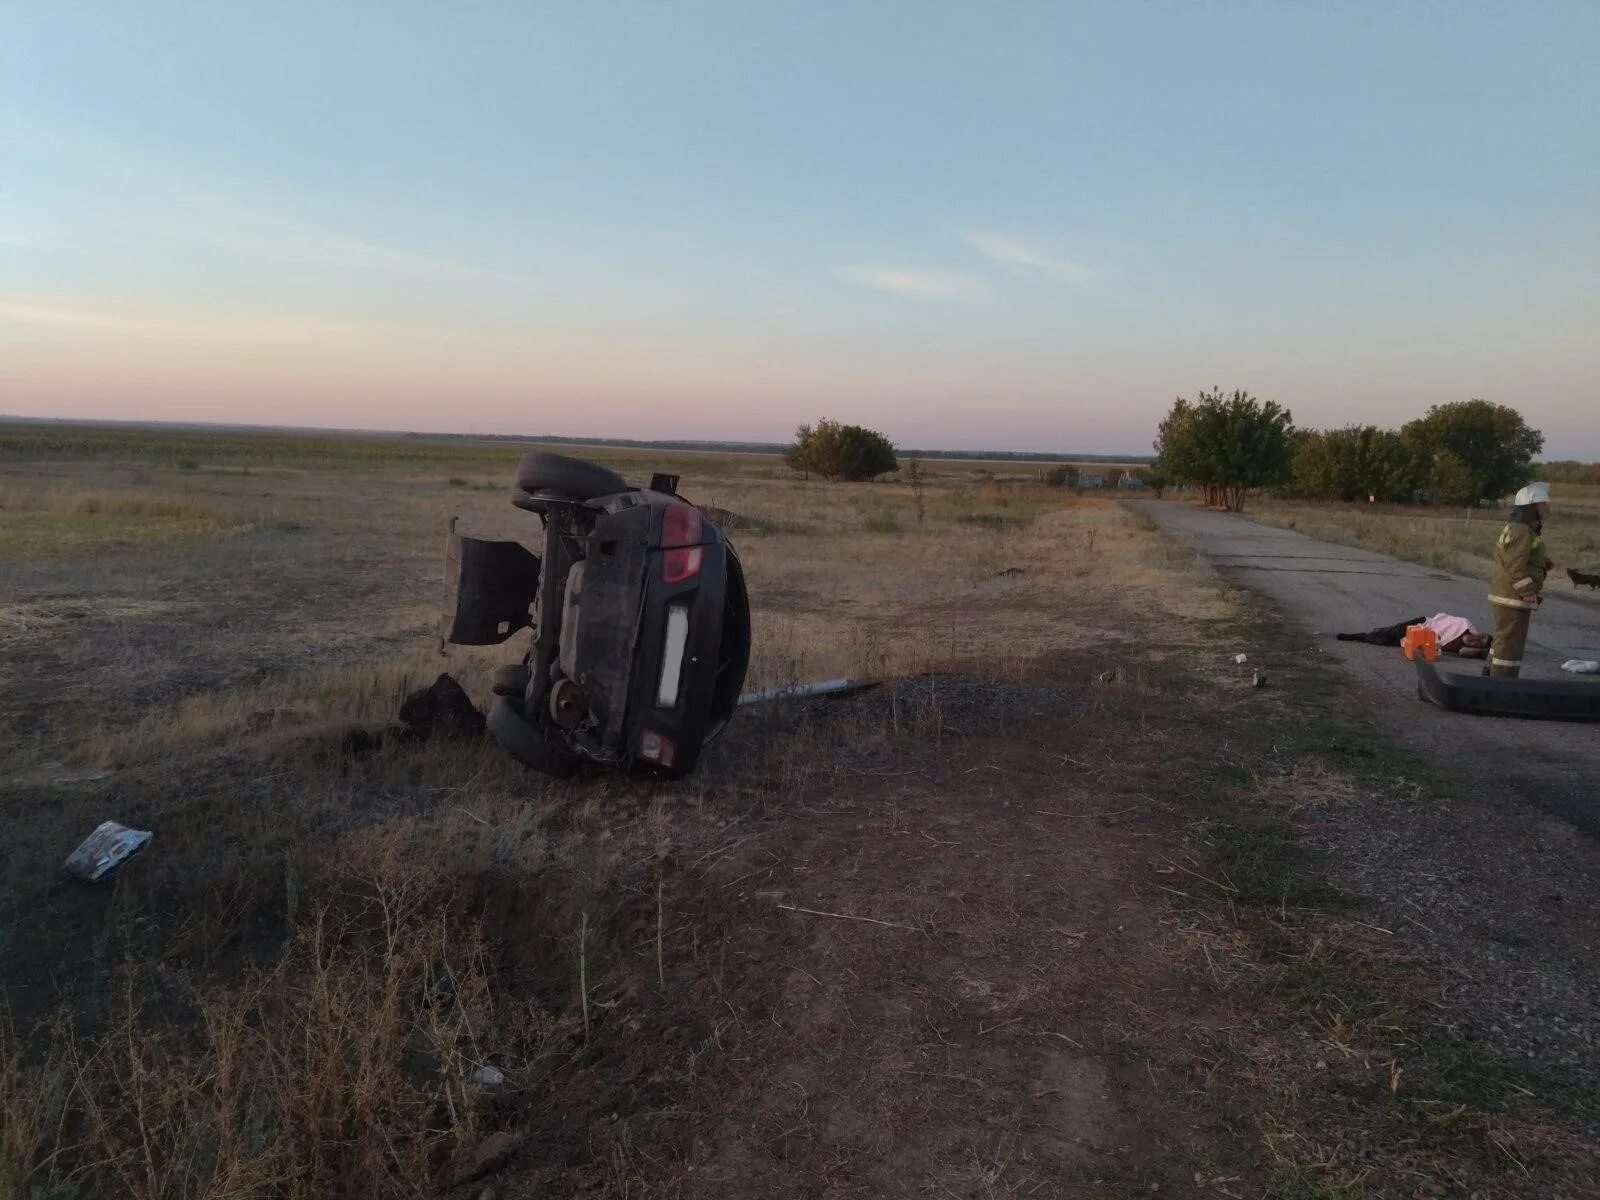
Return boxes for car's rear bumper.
[1415,657,1600,721]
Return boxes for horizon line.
[0,414,1156,463]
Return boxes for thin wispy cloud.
[833,265,984,298]
[7,115,505,283]
[0,299,383,343]
[197,214,509,281]
[966,232,1094,285]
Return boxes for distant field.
[0,419,1146,483]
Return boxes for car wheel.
[487,696,579,778]
[513,452,627,500]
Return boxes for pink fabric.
[1424,613,1476,645]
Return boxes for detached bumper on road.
[1415,658,1600,722]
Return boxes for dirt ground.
[3,431,1598,1198]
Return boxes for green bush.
[785,419,898,481]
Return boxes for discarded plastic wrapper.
[65,821,152,882]
[1234,653,1248,665]
[1562,660,1600,675]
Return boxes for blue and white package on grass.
[64,821,152,882]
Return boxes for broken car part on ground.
[1414,656,1600,721]
[443,453,751,779]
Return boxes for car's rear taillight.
[638,728,676,768]
[662,547,703,582]
[661,503,704,582]
[661,504,702,547]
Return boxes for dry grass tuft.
[1,830,492,1200]
[0,478,259,557]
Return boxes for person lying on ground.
[1336,613,1492,657]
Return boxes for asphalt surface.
[1133,501,1600,832]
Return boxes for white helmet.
[1514,481,1551,506]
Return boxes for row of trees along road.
[1291,401,1544,506]
[1154,391,1544,512]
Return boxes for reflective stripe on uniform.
[1488,594,1536,610]
[1490,657,1522,667]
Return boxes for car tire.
[514,452,627,500]
[490,663,531,697]
[487,696,579,778]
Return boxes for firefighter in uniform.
[1486,482,1554,678]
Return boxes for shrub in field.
[1042,464,1079,488]
[1153,388,1295,512]
[784,419,898,481]
[907,458,927,522]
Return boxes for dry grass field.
[3,425,1598,1198]
[1245,484,1600,600]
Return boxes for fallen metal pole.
[737,678,880,706]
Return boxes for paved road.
[1133,501,1600,831]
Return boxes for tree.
[1291,425,1426,503]
[1364,428,1429,502]
[1292,428,1363,501]
[1153,388,1295,511]
[1141,468,1170,498]
[1401,400,1543,505]
[784,419,898,481]
[1426,449,1477,507]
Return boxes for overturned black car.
[444,453,751,779]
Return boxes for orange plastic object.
[1402,625,1438,662]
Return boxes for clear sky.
[3,2,1596,456]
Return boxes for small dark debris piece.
[455,1129,525,1184]
[399,673,486,741]
[987,566,1028,580]
[338,727,389,756]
